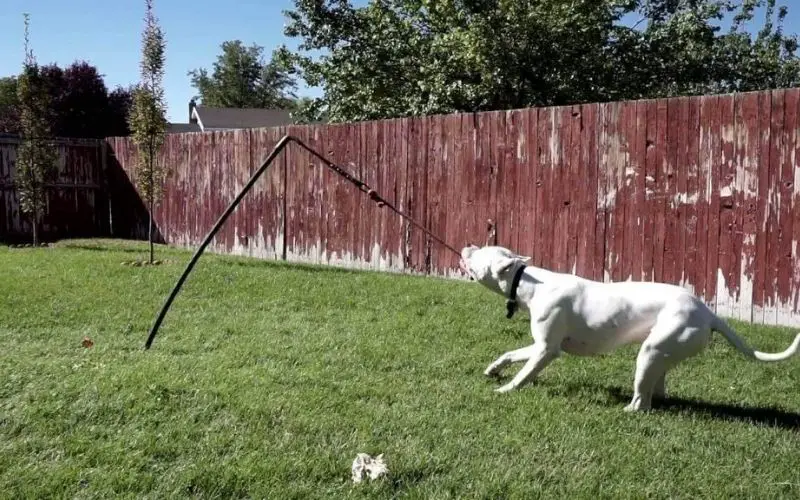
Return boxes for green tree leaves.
[0,63,133,138]
[15,13,58,245]
[128,0,168,264]
[278,0,800,123]
[188,40,297,109]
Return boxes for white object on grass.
[351,453,388,483]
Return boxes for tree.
[128,0,167,264]
[58,62,113,138]
[277,0,800,123]
[0,63,133,138]
[188,40,298,109]
[0,77,19,134]
[106,85,134,137]
[288,95,326,123]
[41,62,133,138]
[15,13,58,246]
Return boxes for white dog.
[459,245,800,411]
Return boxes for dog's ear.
[516,255,531,263]
[490,257,517,277]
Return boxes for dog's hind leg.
[653,373,666,400]
[625,345,667,412]
[484,345,537,376]
[625,307,711,412]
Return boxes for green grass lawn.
[1,240,799,498]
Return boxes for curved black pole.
[144,134,462,349]
[144,135,291,349]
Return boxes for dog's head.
[459,245,530,296]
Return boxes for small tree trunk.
[31,200,39,246]
[149,199,154,264]
[148,145,155,264]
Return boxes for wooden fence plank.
[653,99,668,284]
[674,97,689,289]
[630,100,647,281]
[574,104,596,279]
[566,105,582,275]
[394,118,410,271]
[555,105,573,274]
[662,98,680,286]
[537,107,554,269]
[751,91,772,322]
[428,115,447,273]
[643,99,658,284]
[735,92,760,322]
[714,95,734,316]
[685,97,700,296]
[603,103,630,281]
[406,116,429,273]
[792,90,800,316]
[516,109,539,262]
[620,100,637,282]
[766,90,785,324]
[497,110,519,252]
[778,88,798,322]
[594,103,609,282]
[697,96,716,305]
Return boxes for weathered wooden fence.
[0,136,111,242]
[105,89,800,327]
[3,89,798,326]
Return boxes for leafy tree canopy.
[275,0,800,123]
[0,76,19,134]
[0,61,132,138]
[189,40,298,109]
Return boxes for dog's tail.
[711,315,800,362]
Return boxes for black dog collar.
[505,264,527,319]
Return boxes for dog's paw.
[623,402,651,413]
[494,384,515,394]
[483,365,500,377]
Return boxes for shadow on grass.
[609,387,800,430]
[57,243,161,254]
[543,381,800,430]
[216,257,405,279]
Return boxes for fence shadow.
[105,151,165,244]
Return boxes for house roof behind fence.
[167,123,202,134]
[193,105,293,130]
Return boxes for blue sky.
[0,0,798,123]
[0,0,327,122]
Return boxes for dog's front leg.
[494,345,559,393]
[484,345,537,376]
